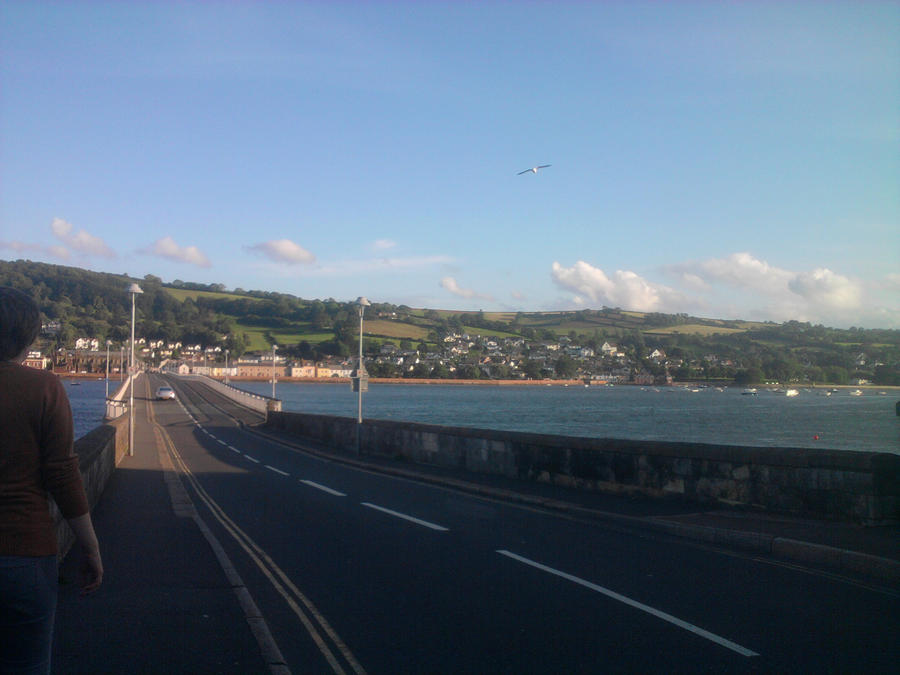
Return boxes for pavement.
[53,400,277,674]
[53,412,899,673]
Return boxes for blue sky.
[1,2,897,328]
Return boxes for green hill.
[1,258,898,385]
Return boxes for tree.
[410,362,431,378]
[430,362,451,378]
[522,359,542,380]
[734,368,764,385]
[455,363,480,379]
[555,354,577,378]
[873,364,900,386]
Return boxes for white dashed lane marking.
[361,503,449,531]
[300,480,347,497]
[496,550,759,657]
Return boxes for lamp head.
[355,296,371,307]
[127,283,144,295]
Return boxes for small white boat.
[785,389,799,397]
[741,388,757,396]
[849,389,863,396]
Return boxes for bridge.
[52,374,899,673]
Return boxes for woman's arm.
[67,512,103,594]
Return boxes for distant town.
[5,259,899,387]
[28,319,892,389]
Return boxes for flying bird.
[517,164,551,175]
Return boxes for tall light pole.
[105,340,112,398]
[271,344,278,399]
[354,297,371,454]
[128,283,143,458]
[225,349,229,384]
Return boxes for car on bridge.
[155,386,176,400]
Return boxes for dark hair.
[0,286,41,361]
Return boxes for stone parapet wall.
[53,416,129,558]
[266,411,900,524]
[105,374,134,419]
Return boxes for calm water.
[65,378,113,441]
[66,379,900,454]
[239,382,899,454]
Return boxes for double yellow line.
[145,380,366,675]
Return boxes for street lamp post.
[225,349,229,384]
[353,297,371,454]
[105,340,112,398]
[128,283,143,458]
[271,344,278,399]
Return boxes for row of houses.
[176,358,355,380]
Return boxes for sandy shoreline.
[53,371,899,392]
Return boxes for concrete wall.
[265,411,900,524]
[53,416,129,558]
[105,374,134,419]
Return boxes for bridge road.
[58,375,899,673]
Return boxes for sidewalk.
[52,401,273,674]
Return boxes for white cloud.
[690,252,794,294]
[246,239,316,265]
[50,217,115,258]
[788,268,861,309]
[679,272,710,291]
[142,236,211,268]
[440,276,494,301]
[550,261,681,312]
[659,252,897,327]
[302,255,454,277]
[882,273,900,291]
[0,240,71,260]
[371,239,396,251]
[48,245,71,259]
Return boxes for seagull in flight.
[518,164,551,175]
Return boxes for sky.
[1,2,898,329]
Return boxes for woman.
[0,286,103,674]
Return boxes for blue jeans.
[0,556,57,675]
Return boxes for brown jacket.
[0,361,89,556]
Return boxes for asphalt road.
[140,375,899,673]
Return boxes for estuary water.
[239,381,899,454]
[66,379,900,454]
[65,378,113,441]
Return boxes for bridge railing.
[175,373,281,415]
